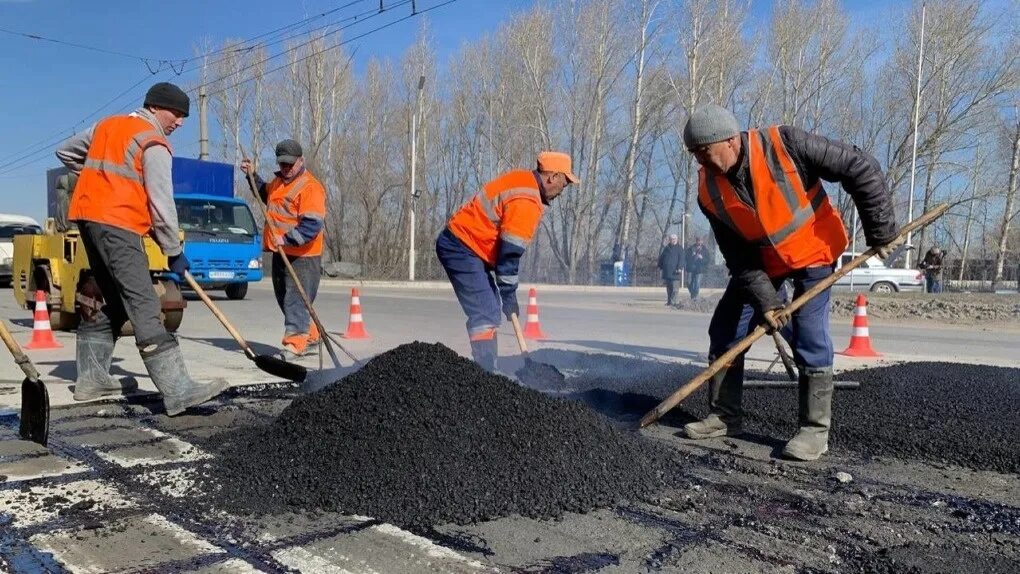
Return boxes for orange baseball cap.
[537,151,579,183]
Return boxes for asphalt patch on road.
[570,360,1020,474]
[199,342,689,532]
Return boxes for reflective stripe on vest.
[69,116,170,235]
[446,170,544,266]
[263,171,325,257]
[698,126,848,277]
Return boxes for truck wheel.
[870,281,897,294]
[224,282,248,300]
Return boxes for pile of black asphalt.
[199,342,688,531]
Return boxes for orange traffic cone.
[24,290,63,350]
[522,287,547,340]
[839,293,880,357]
[342,288,370,339]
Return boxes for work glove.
[167,253,190,282]
[501,290,520,322]
[762,306,789,333]
[873,236,904,260]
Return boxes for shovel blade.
[516,358,566,389]
[253,354,307,383]
[19,377,49,446]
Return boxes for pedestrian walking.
[241,140,327,359]
[657,234,683,306]
[685,236,709,300]
[919,246,944,294]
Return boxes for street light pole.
[409,75,425,281]
[905,2,926,269]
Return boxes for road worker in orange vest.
[436,152,577,371]
[681,105,902,461]
[241,140,327,359]
[55,82,227,415]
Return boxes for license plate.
[208,271,235,280]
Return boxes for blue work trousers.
[709,265,835,374]
[436,229,501,370]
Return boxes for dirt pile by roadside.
[830,292,1020,325]
[200,342,687,531]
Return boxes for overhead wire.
[0,0,378,172]
[0,0,451,176]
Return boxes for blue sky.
[0,0,913,222]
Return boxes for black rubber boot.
[470,336,498,373]
[782,367,834,461]
[73,322,137,401]
[684,355,744,439]
[141,340,227,416]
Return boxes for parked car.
[0,214,42,287]
[833,251,924,293]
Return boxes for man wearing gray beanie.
[680,104,901,461]
[55,82,227,416]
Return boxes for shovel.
[240,151,355,369]
[510,313,565,387]
[639,202,950,428]
[0,317,48,445]
[184,272,307,383]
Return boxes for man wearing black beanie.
[55,82,227,416]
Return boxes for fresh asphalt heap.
[200,342,687,531]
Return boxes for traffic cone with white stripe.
[342,287,370,339]
[24,290,62,350]
[522,287,547,340]
[839,293,880,357]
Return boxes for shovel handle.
[640,202,950,428]
[184,272,256,360]
[0,318,40,380]
[510,313,528,355]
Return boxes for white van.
[0,214,43,287]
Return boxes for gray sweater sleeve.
[141,146,182,257]
[54,126,96,174]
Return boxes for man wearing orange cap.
[437,152,577,371]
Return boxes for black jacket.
[658,244,684,280]
[700,125,897,313]
[686,243,709,273]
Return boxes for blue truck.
[172,157,262,299]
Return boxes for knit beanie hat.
[143,82,190,117]
[683,104,740,148]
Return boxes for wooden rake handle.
[639,202,950,428]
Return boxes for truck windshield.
[0,224,42,239]
[175,199,256,236]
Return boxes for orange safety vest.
[447,170,545,266]
[263,170,326,257]
[698,126,848,278]
[69,115,171,235]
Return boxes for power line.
[0,26,161,62]
[0,0,453,176]
[0,3,370,172]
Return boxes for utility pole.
[198,84,209,160]
[409,75,425,281]
[905,2,926,268]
